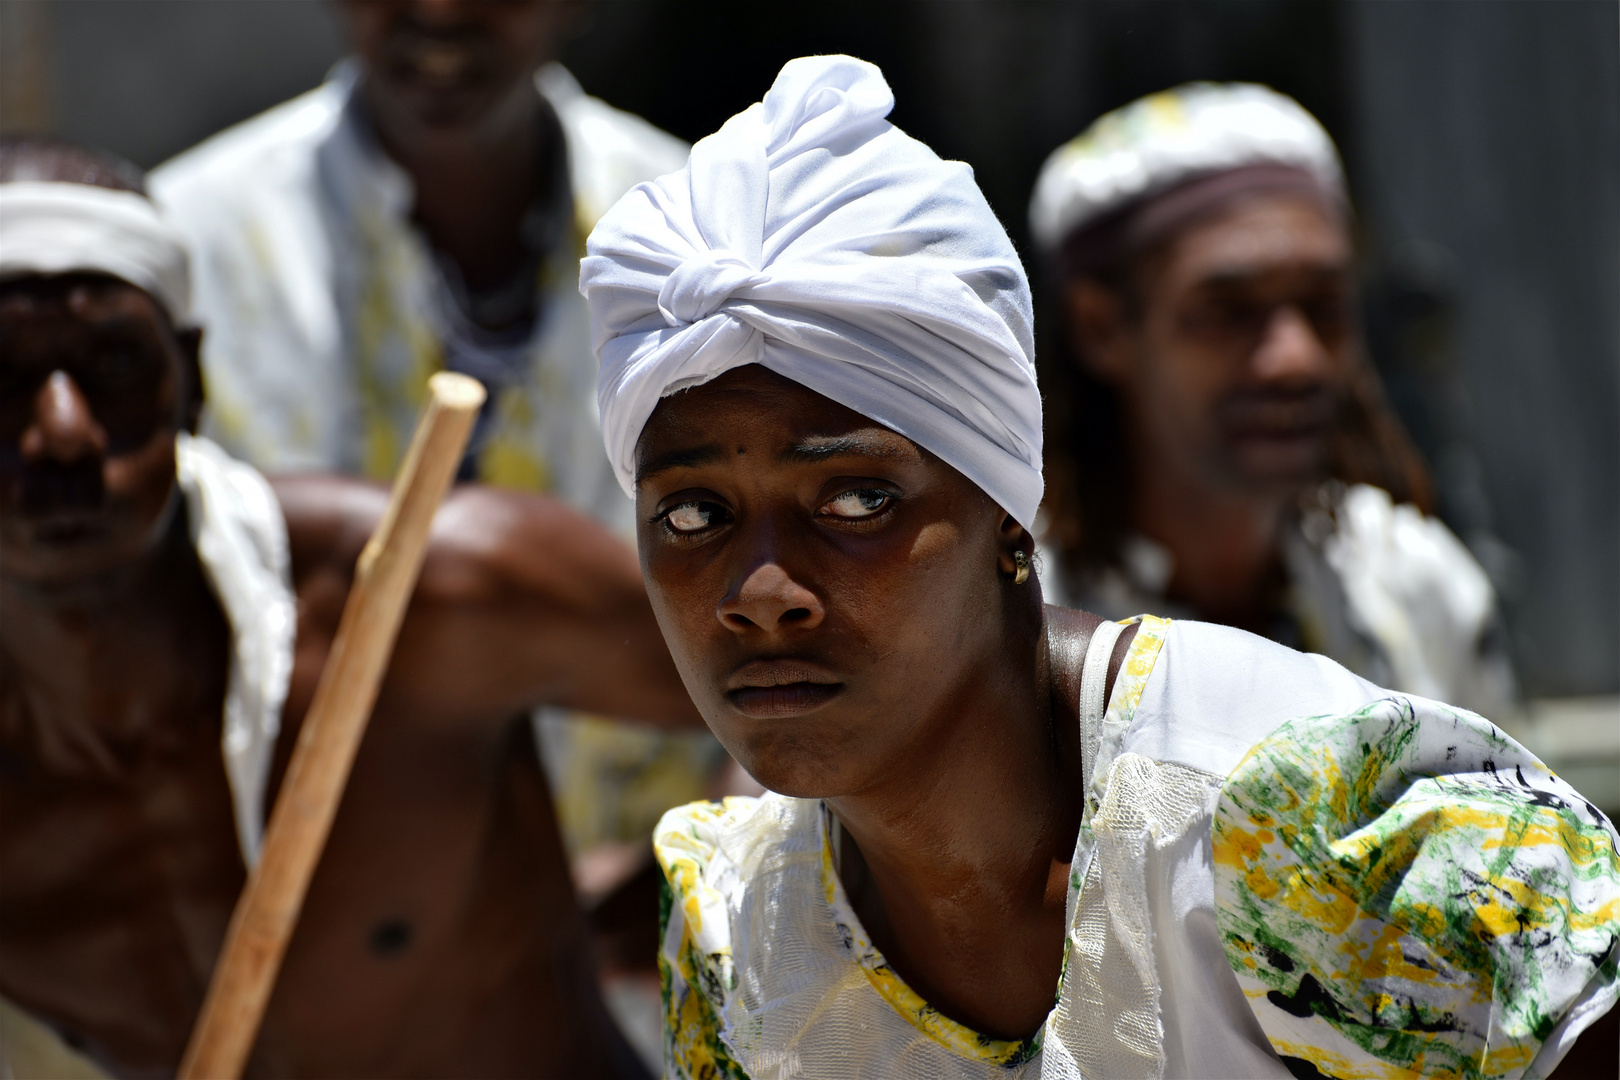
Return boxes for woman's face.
[635,365,1017,798]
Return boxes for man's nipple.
[368,918,413,957]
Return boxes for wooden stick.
[178,373,487,1080]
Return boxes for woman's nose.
[717,561,826,634]
[21,371,108,463]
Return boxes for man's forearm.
[279,477,701,730]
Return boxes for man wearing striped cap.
[1030,84,1514,718]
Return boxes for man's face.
[1077,195,1356,494]
[0,276,196,586]
[634,365,1012,797]
[339,0,573,133]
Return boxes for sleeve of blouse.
[1211,696,1619,1080]
[655,802,752,1080]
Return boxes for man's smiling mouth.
[726,659,844,718]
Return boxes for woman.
[580,56,1619,1080]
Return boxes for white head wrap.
[1029,82,1345,253]
[0,180,192,323]
[581,55,1043,528]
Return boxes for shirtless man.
[0,143,692,1076]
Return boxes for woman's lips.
[726,659,844,718]
[726,683,844,719]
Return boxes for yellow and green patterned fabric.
[655,797,750,1080]
[1214,699,1620,1080]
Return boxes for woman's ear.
[1065,278,1132,383]
[995,513,1035,581]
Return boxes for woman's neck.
[825,606,1091,1041]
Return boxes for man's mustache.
[1216,385,1339,434]
[383,22,497,83]
[16,459,105,516]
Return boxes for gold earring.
[1012,549,1030,585]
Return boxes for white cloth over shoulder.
[1287,483,1514,715]
[175,433,297,866]
[0,181,192,322]
[1049,482,1518,719]
[581,55,1043,528]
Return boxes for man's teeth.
[416,47,468,79]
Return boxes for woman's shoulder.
[654,794,817,907]
[654,794,821,1080]
[654,791,803,853]
[1119,618,1382,779]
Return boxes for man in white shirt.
[1029,84,1516,719]
[152,0,717,870]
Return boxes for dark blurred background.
[3,0,1615,709]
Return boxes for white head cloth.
[581,55,1043,528]
[0,180,192,323]
[1029,82,1345,253]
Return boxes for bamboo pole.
[178,373,487,1080]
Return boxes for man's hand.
[275,476,703,731]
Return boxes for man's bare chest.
[0,672,245,1069]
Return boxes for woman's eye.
[662,501,723,534]
[821,489,893,520]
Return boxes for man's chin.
[1222,436,1329,493]
[380,78,508,134]
[1,526,145,591]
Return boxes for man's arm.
[275,476,702,730]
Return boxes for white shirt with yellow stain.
[152,64,721,856]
